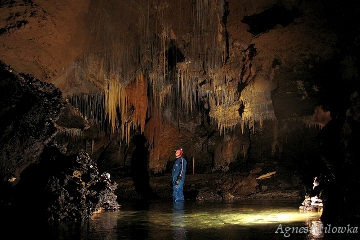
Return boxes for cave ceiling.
[1,0,360,172]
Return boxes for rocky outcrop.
[14,149,120,221]
[0,61,63,182]
[0,62,120,221]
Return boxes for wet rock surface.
[14,149,120,221]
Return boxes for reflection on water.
[173,201,187,240]
[6,199,329,240]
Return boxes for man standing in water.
[312,102,344,223]
[313,103,343,172]
[172,149,187,202]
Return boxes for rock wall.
[0,61,63,181]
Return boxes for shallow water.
[8,199,326,240]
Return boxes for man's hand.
[175,176,182,185]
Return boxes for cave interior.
[0,0,360,224]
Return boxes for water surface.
[8,199,324,239]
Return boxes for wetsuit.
[172,156,187,202]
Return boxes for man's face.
[175,150,182,158]
[313,106,330,126]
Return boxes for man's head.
[175,149,183,158]
[313,103,332,127]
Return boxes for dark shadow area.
[242,4,299,35]
[130,134,160,200]
[184,189,198,201]
[166,39,185,70]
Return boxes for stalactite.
[61,0,284,158]
[125,72,148,134]
[144,105,162,171]
[104,75,125,134]
[63,128,83,137]
[241,119,245,134]
[67,0,228,143]
[177,62,199,114]
[204,74,278,135]
[162,29,167,80]
[68,93,106,131]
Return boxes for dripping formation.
[62,0,284,153]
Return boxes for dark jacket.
[172,156,187,185]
